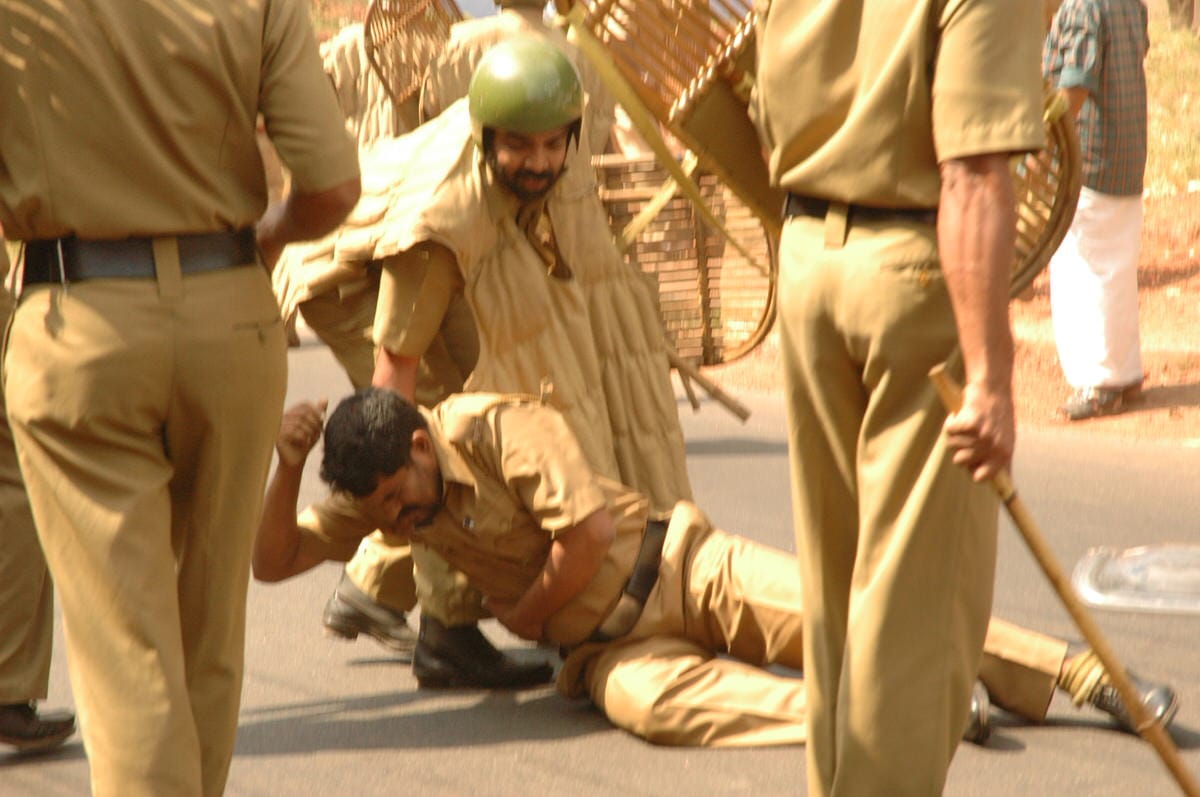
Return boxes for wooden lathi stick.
[929,364,1198,797]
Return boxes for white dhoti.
[1049,186,1144,390]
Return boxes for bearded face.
[485,125,573,202]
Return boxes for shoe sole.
[413,673,550,690]
[413,659,553,690]
[0,727,74,753]
[322,615,416,656]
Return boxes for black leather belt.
[590,518,669,643]
[784,193,937,227]
[22,229,258,286]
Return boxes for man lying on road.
[253,389,1178,746]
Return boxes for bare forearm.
[257,177,361,268]
[938,154,1016,392]
[507,511,614,638]
[937,153,1018,479]
[371,347,420,401]
[253,462,309,582]
[1062,86,1089,119]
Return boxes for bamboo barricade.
[363,0,463,106]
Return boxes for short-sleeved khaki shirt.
[298,394,648,645]
[374,242,464,357]
[0,0,358,240]
[754,0,1045,208]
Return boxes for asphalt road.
[3,337,1198,796]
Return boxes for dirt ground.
[706,191,1200,444]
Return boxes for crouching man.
[253,389,1176,746]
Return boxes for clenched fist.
[276,400,328,469]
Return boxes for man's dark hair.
[321,388,429,497]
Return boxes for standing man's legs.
[168,265,287,792]
[1049,187,1143,417]
[779,213,998,796]
[777,214,866,794]
[6,257,286,796]
[0,288,74,752]
[298,279,424,649]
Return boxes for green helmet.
[468,37,583,144]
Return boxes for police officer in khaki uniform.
[0,241,75,753]
[311,0,622,666]
[753,1,1043,793]
[0,2,359,794]
[272,20,426,395]
[252,390,1176,747]
[289,37,691,685]
[269,23,488,664]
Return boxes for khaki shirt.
[373,241,478,406]
[0,0,358,240]
[753,0,1044,207]
[294,100,691,512]
[370,143,625,488]
[297,394,648,645]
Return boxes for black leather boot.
[0,702,75,752]
[413,615,554,689]
[322,573,418,657]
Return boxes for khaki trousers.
[0,289,53,704]
[584,507,808,747]
[343,532,487,626]
[575,506,1061,748]
[5,259,287,797]
[776,211,999,796]
[298,276,427,612]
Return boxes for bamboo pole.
[669,347,750,421]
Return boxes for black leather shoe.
[0,702,75,752]
[413,615,554,689]
[962,681,991,745]
[322,574,417,657]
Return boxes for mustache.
[514,169,555,183]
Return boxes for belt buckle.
[54,239,69,287]
[592,592,643,642]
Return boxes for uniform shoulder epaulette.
[440,391,542,446]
